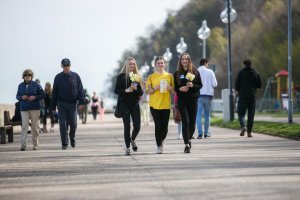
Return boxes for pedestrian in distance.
[235,59,262,137]
[173,92,182,139]
[80,88,90,124]
[114,57,143,155]
[174,53,202,153]
[140,81,150,126]
[91,91,99,120]
[51,58,86,150]
[16,69,45,151]
[99,97,105,120]
[35,78,44,131]
[146,56,174,154]
[42,82,55,133]
[196,58,217,139]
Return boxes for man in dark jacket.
[51,58,85,149]
[235,59,262,137]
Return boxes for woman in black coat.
[174,53,202,153]
[114,57,143,155]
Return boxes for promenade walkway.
[0,114,299,200]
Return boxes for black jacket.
[51,71,85,108]
[174,68,202,100]
[235,66,262,98]
[114,73,143,106]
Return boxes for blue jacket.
[16,81,45,111]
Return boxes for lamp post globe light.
[220,0,237,121]
[163,47,173,72]
[176,37,188,56]
[220,5,237,23]
[197,20,211,58]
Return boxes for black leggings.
[43,106,55,125]
[178,98,197,145]
[150,107,170,147]
[122,104,141,149]
[91,106,98,120]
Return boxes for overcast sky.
[0,0,188,104]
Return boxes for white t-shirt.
[198,65,218,96]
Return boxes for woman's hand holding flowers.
[185,72,195,88]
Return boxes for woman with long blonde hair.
[43,82,55,133]
[114,57,143,155]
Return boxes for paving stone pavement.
[0,114,300,200]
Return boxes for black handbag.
[114,97,123,118]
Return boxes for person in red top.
[99,97,105,120]
[173,93,182,139]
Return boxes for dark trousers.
[122,103,141,149]
[57,101,77,147]
[150,107,170,147]
[178,98,197,145]
[237,97,256,133]
[91,106,98,120]
[80,105,88,124]
[43,106,55,125]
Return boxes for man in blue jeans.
[196,58,218,139]
[51,58,85,149]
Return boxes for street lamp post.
[197,20,211,58]
[287,0,293,123]
[163,47,173,72]
[176,37,188,57]
[220,0,237,121]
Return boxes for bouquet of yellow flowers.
[129,72,141,83]
[185,72,195,81]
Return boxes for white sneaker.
[156,146,162,154]
[125,148,130,155]
[33,146,38,150]
[161,141,165,153]
[50,127,54,133]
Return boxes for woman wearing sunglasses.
[16,69,44,151]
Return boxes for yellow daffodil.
[185,72,195,81]
[129,72,141,83]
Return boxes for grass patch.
[211,117,300,140]
[256,111,300,117]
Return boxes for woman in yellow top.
[146,56,174,154]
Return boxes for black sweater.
[235,66,262,98]
[114,73,143,106]
[174,68,202,100]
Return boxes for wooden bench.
[1,111,22,144]
[0,125,13,144]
